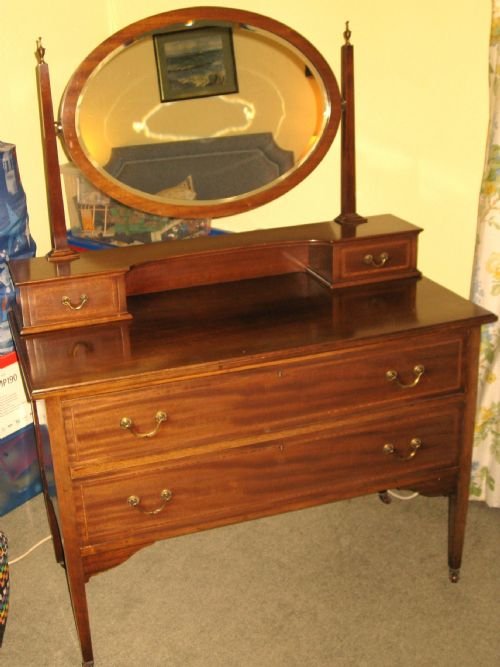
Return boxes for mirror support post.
[335,23,366,226]
[36,40,79,262]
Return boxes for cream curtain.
[470,0,500,507]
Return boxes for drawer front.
[74,401,462,548]
[64,333,464,468]
[18,272,129,330]
[337,237,416,282]
[24,321,131,382]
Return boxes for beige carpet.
[1,492,499,666]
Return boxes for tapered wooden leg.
[44,494,65,566]
[64,560,94,666]
[38,400,95,664]
[447,491,467,583]
[447,326,484,583]
[32,409,65,566]
[378,490,392,504]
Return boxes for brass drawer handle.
[386,364,425,388]
[383,438,422,461]
[127,488,173,515]
[61,294,88,311]
[120,411,167,438]
[363,251,389,268]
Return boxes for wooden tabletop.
[11,273,495,398]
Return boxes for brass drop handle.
[383,438,422,461]
[120,411,167,438]
[363,252,389,268]
[386,364,425,388]
[61,294,88,310]
[127,488,173,515]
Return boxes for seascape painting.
[154,27,238,102]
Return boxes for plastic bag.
[0,142,36,262]
[0,142,37,346]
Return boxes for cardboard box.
[0,352,40,516]
[0,351,32,439]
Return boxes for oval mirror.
[60,7,341,219]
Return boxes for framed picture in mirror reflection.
[154,26,238,102]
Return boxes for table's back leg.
[32,408,65,565]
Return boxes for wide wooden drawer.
[63,332,464,469]
[15,271,131,333]
[74,400,462,548]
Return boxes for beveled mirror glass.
[59,7,342,219]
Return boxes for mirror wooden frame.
[59,8,342,218]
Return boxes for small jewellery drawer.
[334,235,419,285]
[74,400,462,548]
[63,333,464,468]
[15,271,131,333]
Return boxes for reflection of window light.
[132,97,257,142]
[243,105,255,121]
[244,68,286,138]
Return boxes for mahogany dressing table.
[7,9,495,666]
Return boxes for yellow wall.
[2,0,491,297]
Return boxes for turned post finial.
[343,21,352,45]
[36,37,46,64]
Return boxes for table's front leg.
[448,492,466,582]
[41,398,95,665]
[447,325,482,583]
[64,556,94,666]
